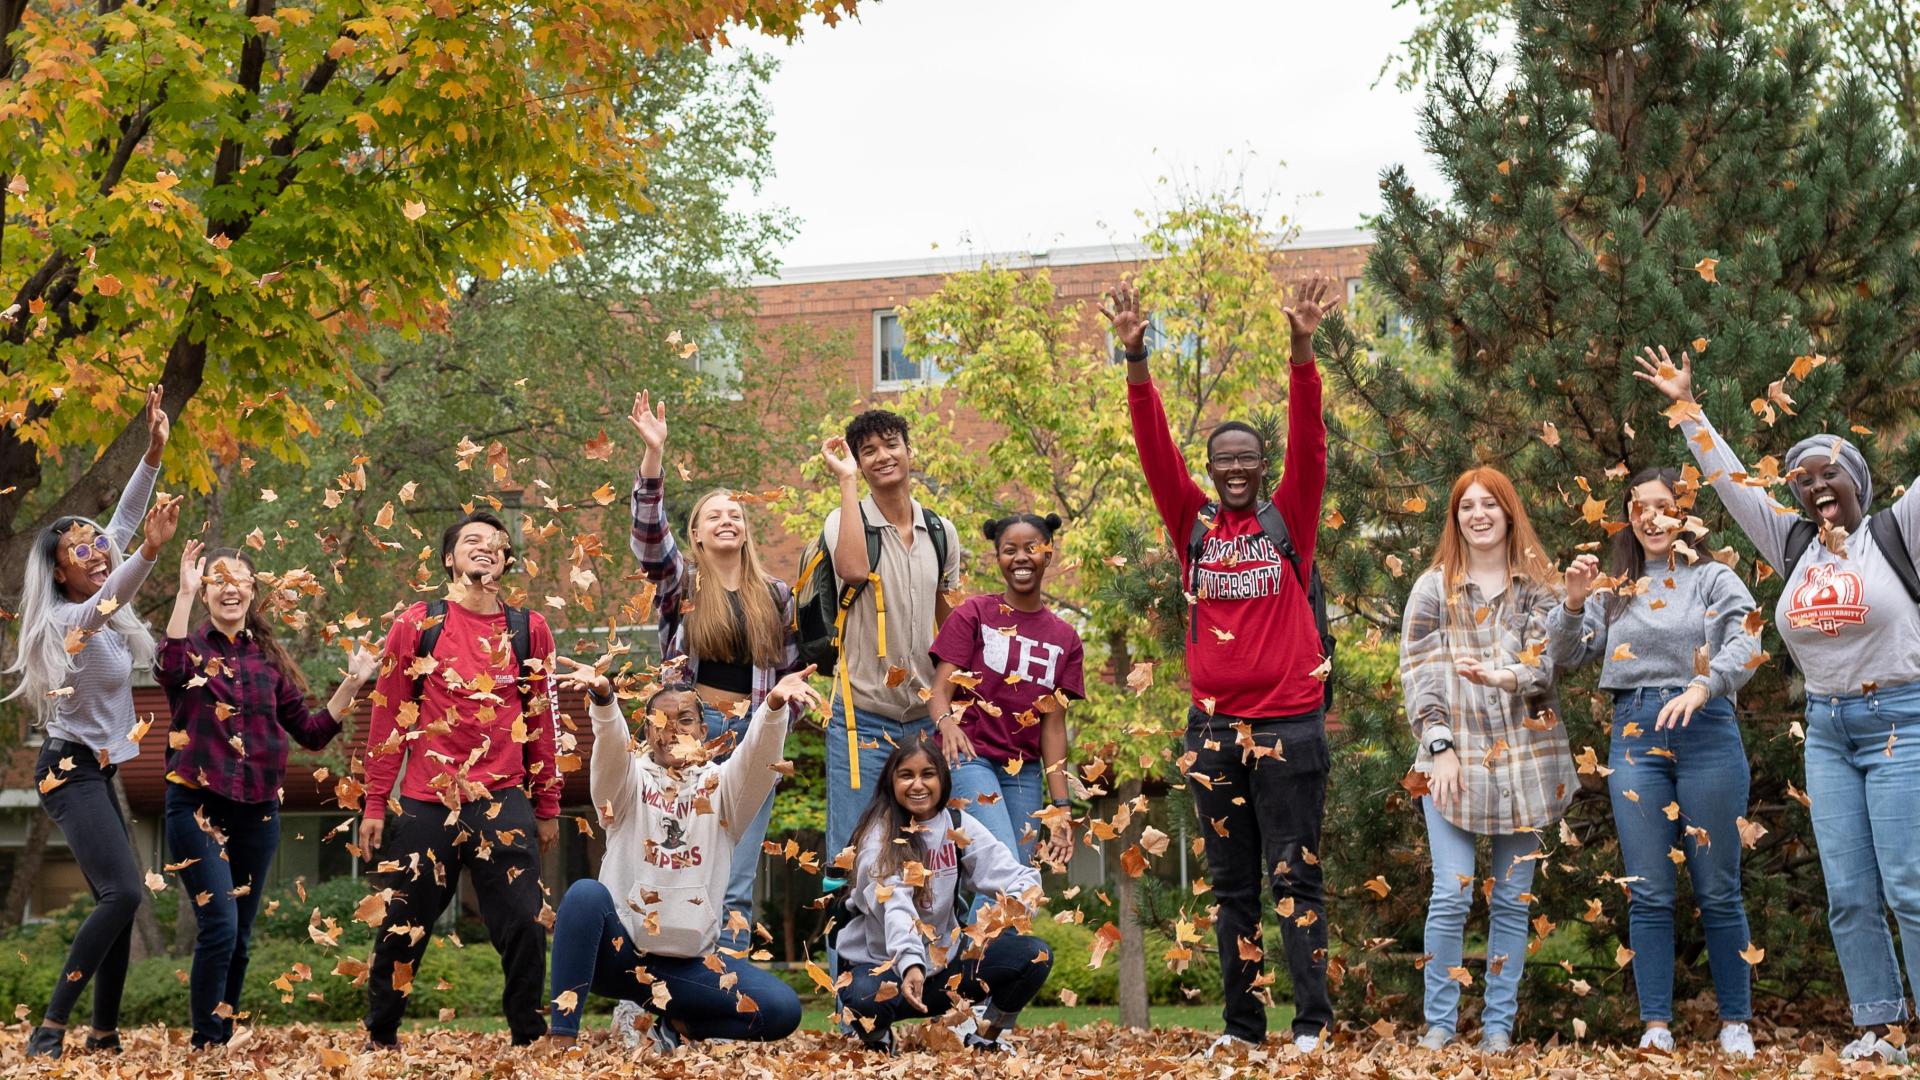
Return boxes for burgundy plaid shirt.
[155,626,343,804]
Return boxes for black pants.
[1185,707,1334,1041]
[364,789,548,1045]
[839,931,1052,1037]
[35,742,142,1031]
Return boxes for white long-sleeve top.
[587,696,788,958]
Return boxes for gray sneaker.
[1416,1027,1454,1051]
[611,1000,644,1049]
[1478,1029,1512,1053]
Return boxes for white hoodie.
[588,697,788,958]
[835,808,1042,976]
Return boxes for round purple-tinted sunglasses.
[68,535,113,561]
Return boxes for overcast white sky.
[746,0,1448,270]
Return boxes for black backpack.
[1186,501,1335,712]
[413,598,537,709]
[794,504,951,679]
[821,807,967,950]
[1782,512,1920,604]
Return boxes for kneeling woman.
[836,738,1051,1054]
[547,663,820,1052]
[158,543,376,1048]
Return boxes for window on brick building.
[874,311,947,389]
[695,321,743,400]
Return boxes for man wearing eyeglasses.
[1104,277,1342,1059]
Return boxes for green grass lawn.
[368,1002,1290,1036]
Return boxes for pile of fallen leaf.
[0,1019,1908,1077]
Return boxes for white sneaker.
[1204,1033,1256,1058]
[1718,1023,1755,1060]
[1840,1032,1909,1064]
[948,1003,985,1042]
[1638,1026,1675,1052]
[1292,1032,1322,1053]
[611,1000,644,1048]
[1416,1027,1454,1051]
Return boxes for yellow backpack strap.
[869,572,886,658]
[831,606,861,790]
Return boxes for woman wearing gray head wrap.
[1638,344,1920,1066]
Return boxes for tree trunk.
[1114,777,1151,1030]
[110,775,166,962]
[0,808,54,932]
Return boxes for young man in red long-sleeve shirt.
[1107,277,1341,1057]
[357,511,563,1048]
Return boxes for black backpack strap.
[1783,519,1818,580]
[1253,501,1306,588]
[504,605,533,706]
[922,507,950,583]
[411,599,449,700]
[1869,513,1920,607]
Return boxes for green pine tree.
[1316,0,1920,1036]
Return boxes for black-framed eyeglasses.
[1207,453,1265,470]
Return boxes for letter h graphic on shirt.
[980,628,1063,688]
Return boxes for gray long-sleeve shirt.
[45,459,159,763]
[1547,555,1762,702]
[1683,412,1920,697]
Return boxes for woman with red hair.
[1401,467,1574,1053]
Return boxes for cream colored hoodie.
[588,697,788,957]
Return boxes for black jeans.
[364,790,548,1045]
[1185,707,1334,1041]
[164,784,281,1047]
[34,742,142,1030]
[838,931,1052,1037]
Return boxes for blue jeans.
[699,702,778,950]
[164,784,282,1047]
[1422,796,1539,1037]
[1804,679,1920,1027]
[1608,689,1752,1023]
[948,755,1043,863]
[824,696,934,880]
[548,879,801,1040]
[838,931,1052,1040]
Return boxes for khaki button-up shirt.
[823,496,965,721]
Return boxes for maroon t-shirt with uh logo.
[930,594,1085,765]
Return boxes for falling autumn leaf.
[1694,256,1719,282]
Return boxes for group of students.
[6,287,1920,1063]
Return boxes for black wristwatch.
[1049,798,1072,809]
[1427,737,1455,756]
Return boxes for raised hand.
[141,496,182,559]
[144,384,170,465]
[1098,282,1151,357]
[344,643,381,686]
[177,539,206,597]
[1563,553,1600,610]
[1283,277,1342,339]
[819,436,859,483]
[628,391,668,453]
[554,655,613,698]
[1632,345,1696,403]
[766,664,822,714]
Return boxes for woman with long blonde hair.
[626,391,800,954]
[1401,466,1574,1054]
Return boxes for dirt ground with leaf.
[0,1018,1910,1077]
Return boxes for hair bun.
[980,518,1002,542]
[1043,513,1064,533]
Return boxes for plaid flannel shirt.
[155,626,342,804]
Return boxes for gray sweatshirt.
[46,460,159,763]
[1547,556,1761,701]
[836,809,1042,976]
[1683,411,1920,697]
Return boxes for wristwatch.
[1427,737,1455,756]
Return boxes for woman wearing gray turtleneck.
[1547,465,1760,1060]
[1639,345,1920,1066]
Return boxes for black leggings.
[35,744,143,1030]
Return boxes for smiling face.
[444,521,509,582]
[996,520,1051,599]
[51,522,112,602]
[1793,455,1864,533]
[645,689,708,770]
[853,428,912,492]
[690,492,747,556]
[201,556,257,634]
[890,749,946,820]
[1627,478,1681,559]
[1455,482,1509,555]
[1205,429,1265,512]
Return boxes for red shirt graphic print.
[1787,562,1871,636]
